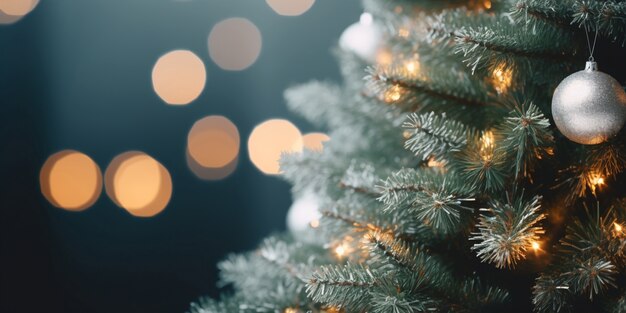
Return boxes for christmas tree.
[190,0,626,312]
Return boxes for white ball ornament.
[339,12,383,63]
[551,61,626,145]
[286,191,321,234]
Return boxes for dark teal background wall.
[0,1,361,312]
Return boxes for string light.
[310,219,320,228]
[332,236,357,259]
[479,131,495,161]
[404,57,420,78]
[491,64,513,94]
[469,0,493,10]
[284,308,299,313]
[614,222,623,233]
[384,85,403,103]
[587,171,605,194]
[531,241,540,251]
[334,244,347,257]
[591,174,605,186]
[427,157,446,169]
[376,49,393,66]
[398,27,409,38]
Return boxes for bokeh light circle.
[40,150,102,211]
[188,115,240,168]
[0,12,23,24]
[187,150,238,181]
[208,18,262,71]
[248,119,302,175]
[302,132,330,152]
[152,50,206,105]
[0,0,38,16]
[266,0,315,16]
[0,0,39,24]
[105,152,172,217]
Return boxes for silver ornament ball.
[551,61,626,145]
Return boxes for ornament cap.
[585,61,598,71]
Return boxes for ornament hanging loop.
[584,22,599,62]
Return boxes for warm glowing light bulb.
[405,61,417,73]
[310,219,320,228]
[334,245,346,257]
[479,131,495,161]
[491,65,513,94]
[398,28,409,38]
[427,157,446,168]
[615,223,623,232]
[531,241,540,251]
[384,85,402,103]
[484,0,492,9]
[376,50,393,66]
[481,131,494,148]
[284,308,299,313]
[592,175,605,186]
[404,59,420,77]
[588,172,605,194]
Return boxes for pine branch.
[306,263,379,311]
[321,209,377,231]
[365,230,454,287]
[558,205,626,269]
[378,168,476,234]
[458,277,511,309]
[188,296,242,313]
[367,67,496,112]
[532,274,572,313]
[339,181,381,197]
[612,291,626,313]
[586,141,626,179]
[284,81,343,129]
[428,8,577,73]
[510,0,573,29]
[533,205,624,311]
[321,205,435,245]
[370,273,440,313]
[470,194,546,269]
[511,0,626,45]
[563,257,617,300]
[370,288,437,313]
[554,165,604,203]
[497,99,554,179]
[456,131,508,192]
[403,112,475,160]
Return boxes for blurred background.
[0,1,361,312]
